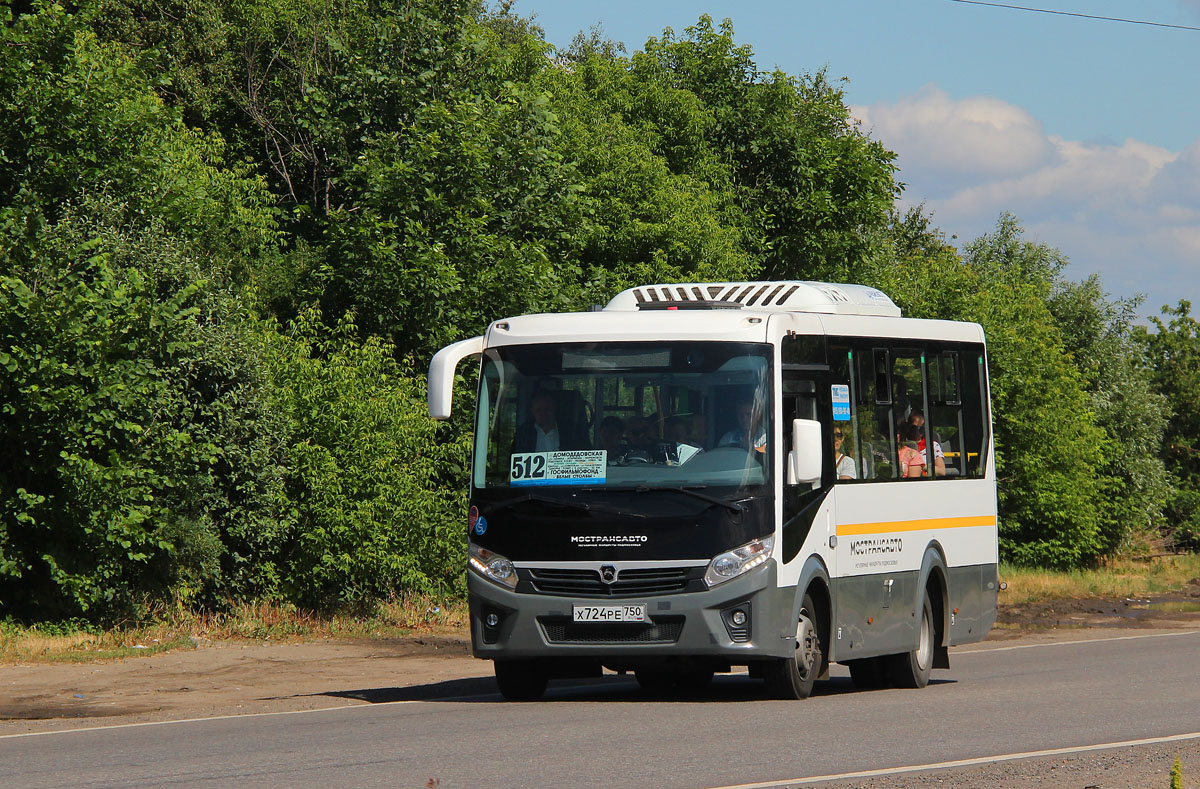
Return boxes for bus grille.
[525,567,695,597]
[538,616,685,644]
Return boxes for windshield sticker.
[831,384,851,421]
[473,515,488,536]
[510,450,608,486]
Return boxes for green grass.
[999,554,1200,605]
[1,595,468,664]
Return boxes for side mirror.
[787,418,823,485]
[427,336,485,419]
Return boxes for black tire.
[764,593,822,700]
[847,656,888,689]
[886,594,934,689]
[494,660,548,701]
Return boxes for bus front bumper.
[467,561,796,662]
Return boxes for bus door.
[780,333,831,566]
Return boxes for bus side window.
[856,348,896,479]
[928,352,963,478]
[781,377,817,468]
[959,350,991,478]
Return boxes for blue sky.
[513,0,1200,318]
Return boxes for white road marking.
[954,629,1200,654]
[707,731,1200,788]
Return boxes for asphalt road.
[3,630,1199,788]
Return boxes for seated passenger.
[909,411,946,477]
[622,416,656,463]
[897,422,926,478]
[664,415,702,464]
[833,427,857,479]
[597,415,626,463]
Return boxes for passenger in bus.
[718,399,767,453]
[909,411,946,477]
[664,415,689,444]
[833,427,857,479]
[622,416,657,463]
[897,422,926,478]
[665,415,703,464]
[514,390,587,452]
[597,415,626,462]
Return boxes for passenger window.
[959,352,991,478]
[928,353,962,478]
[855,348,897,479]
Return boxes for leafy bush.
[262,308,471,606]
[0,200,288,620]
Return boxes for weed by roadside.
[1000,554,1200,605]
[1,595,468,664]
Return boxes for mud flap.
[934,644,950,670]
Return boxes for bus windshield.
[473,342,772,491]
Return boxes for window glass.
[854,348,897,479]
[474,342,772,490]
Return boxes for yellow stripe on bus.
[836,515,996,536]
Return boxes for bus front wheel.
[494,660,548,701]
[765,594,821,700]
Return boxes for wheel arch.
[791,554,832,678]
[918,542,951,669]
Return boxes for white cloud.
[856,87,1200,314]
[852,85,1055,193]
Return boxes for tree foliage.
[0,0,1192,620]
[1138,302,1200,549]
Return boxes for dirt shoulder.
[3,588,1200,737]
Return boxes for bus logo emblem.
[599,565,617,584]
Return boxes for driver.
[718,399,767,455]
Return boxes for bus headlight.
[468,543,518,590]
[704,535,774,588]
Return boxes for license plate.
[572,604,646,623]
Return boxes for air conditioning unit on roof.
[604,281,902,318]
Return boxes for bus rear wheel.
[765,594,821,700]
[886,595,934,689]
[494,659,548,701]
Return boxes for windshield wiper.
[487,491,646,518]
[630,485,748,515]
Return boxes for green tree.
[535,45,753,301]
[637,16,898,282]
[0,4,279,284]
[1138,301,1200,549]
[958,217,1109,567]
[872,212,1111,567]
[1049,278,1170,553]
[0,200,289,620]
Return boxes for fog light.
[731,610,747,626]
[485,613,500,627]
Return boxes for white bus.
[428,281,998,700]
